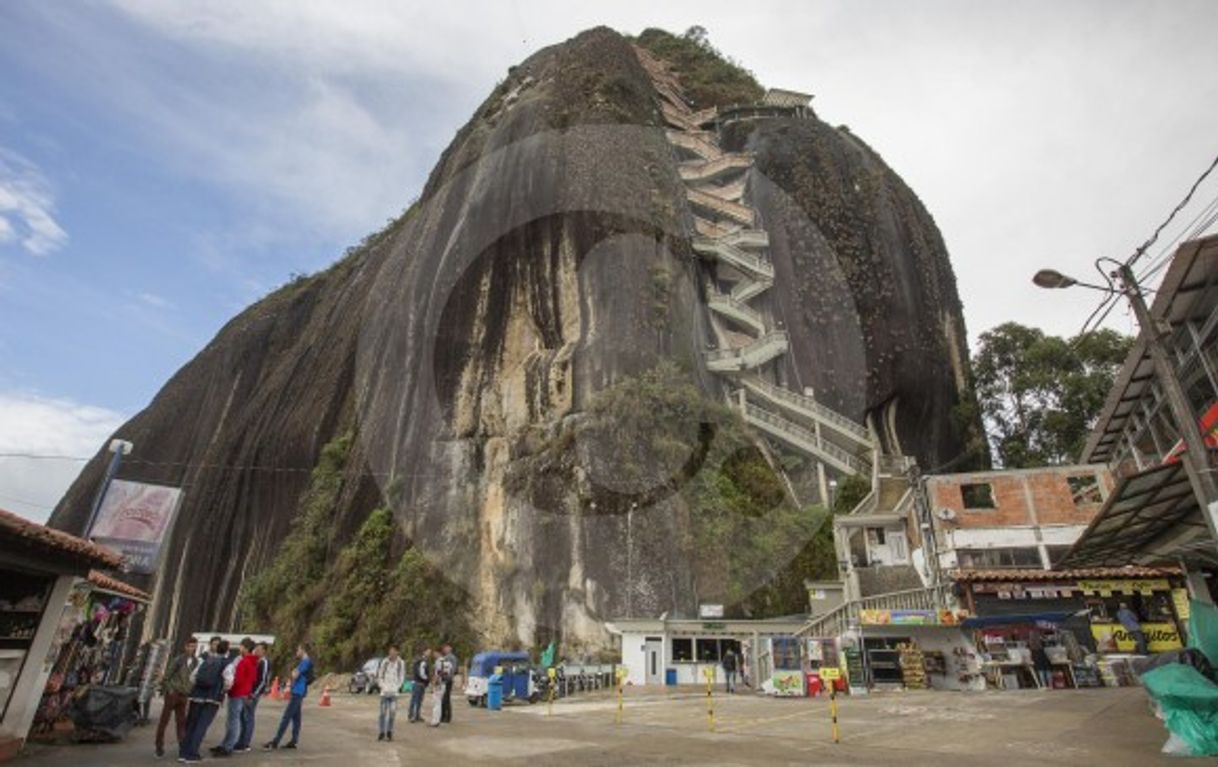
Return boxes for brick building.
[921,464,1116,573]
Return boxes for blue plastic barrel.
[665,668,677,686]
[487,674,503,710]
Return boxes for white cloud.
[137,291,171,309]
[0,147,68,256]
[0,392,126,523]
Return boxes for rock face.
[52,27,977,650]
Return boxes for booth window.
[960,482,995,509]
[958,547,1041,569]
[696,638,720,662]
[672,638,693,662]
[772,637,801,671]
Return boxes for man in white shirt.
[376,646,407,741]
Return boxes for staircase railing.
[739,377,872,446]
[741,401,870,475]
[797,583,954,638]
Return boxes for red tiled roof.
[87,570,150,602]
[950,566,1184,582]
[0,508,124,570]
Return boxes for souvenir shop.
[29,572,150,742]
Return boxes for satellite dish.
[936,508,957,521]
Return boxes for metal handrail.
[686,188,755,225]
[742,401,869,475]
[740,377,871,444]
[691,236,773,278]
[705,331,789,362]
[707,291,764,331]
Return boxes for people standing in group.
[1117,602,1148,654]
[201,636,221,661]
[213,638,257,757]
[408,647,431,723]
[440,644,458,724]
[265,643,314,751]
[155,637,198,758]
[179,639,229,764]
[376,645,406,741]
[722,646,739,694]
[235,642,271,753]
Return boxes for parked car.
[348,657,383,694]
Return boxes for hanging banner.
[91,479,183,574]
[1090,622,1183,654]
[1077,579,1170,596]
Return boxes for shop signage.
[91,479,183,573]
[975,582,1076,598]
[701,622,726,631]
[859,609,963,626]
[1172,589,1191,622]
[1077,579,1170,596]
[1090,622,1183,653]
[820,666,842,681]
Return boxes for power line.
[0,451,451,479]
[1136,190,1218,284]
[1127,153,1218,269]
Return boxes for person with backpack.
[212,638,257,756]
[179,639,229,764]
[722,647,739,694]
[235,642,271,752]
[264,643,314,751]
[375,645,406,741]
[407,647,431,723]
[428,646,449,727]
[155,637,198,758]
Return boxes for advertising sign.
[1077,579,1170,596]
[1090,622,1183,654]
[91,479,182,573]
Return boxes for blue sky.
[2,1,1217,521]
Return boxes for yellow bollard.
[703,666,716,732]
[820,666,842,744]
[615,667,626,725]
[547,667,556,716]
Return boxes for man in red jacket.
[212,638,258,757]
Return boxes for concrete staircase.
[633,44,877,482]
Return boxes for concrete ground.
[16,685,1182,766]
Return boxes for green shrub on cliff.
[634,26,765,109]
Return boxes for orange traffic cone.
[319,686,332,707]
[269,677,280,699]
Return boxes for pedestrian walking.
[212,637,257,757]
[1117,602,1148,654]
[376,645,406,741]
[408,647,431,723]
[429,647,449,727]
[179,639,229,764]
[264,643,314,751]
[440,643,458,724]
[722,646,739,693]
[235,642,271,752]
[155,637,197,758]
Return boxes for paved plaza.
[16,685,1181,766]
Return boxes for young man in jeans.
[213,638,257,757]
[407,647,431,723]
[155,637,197,758]
[179,639,229,764]
[376,645,406,741]
[265,643,313,751]
[235,642,271,752]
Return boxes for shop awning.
[961,611,1086,628]
[1058,457,1218,569]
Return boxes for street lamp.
[1033,264,1218,557]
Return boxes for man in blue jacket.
[179,639,229,764]
[264,643,313,751]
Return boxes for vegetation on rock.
[633,26,765,109]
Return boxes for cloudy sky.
[1,1,1216,522]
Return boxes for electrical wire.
[0,452,451,479]
[1127,154,1218,269]
[1136,190,1218,284]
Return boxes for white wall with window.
[938,525,1091,571]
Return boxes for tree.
[973,322,1132,468]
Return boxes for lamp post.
[84,438,134,538]
[1033,265,1218,557]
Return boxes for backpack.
[194,656,224,695]
[303,662,316,685]
[222,658,238,691]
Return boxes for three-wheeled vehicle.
[465,651,539,707]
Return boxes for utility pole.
[1117,264,1218,550]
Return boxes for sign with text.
[1077,579,1170,596]
[92,479,182,574]
[1090,622,1182,654]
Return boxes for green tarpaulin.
[1140,600,1218,756]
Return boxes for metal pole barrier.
[547,668,556,716]
[615,668,625,724]
[704,666,715,732]
[830,686,840,744]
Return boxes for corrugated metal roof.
[0,508,123,570]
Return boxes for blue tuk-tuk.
[464,651,539,706]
